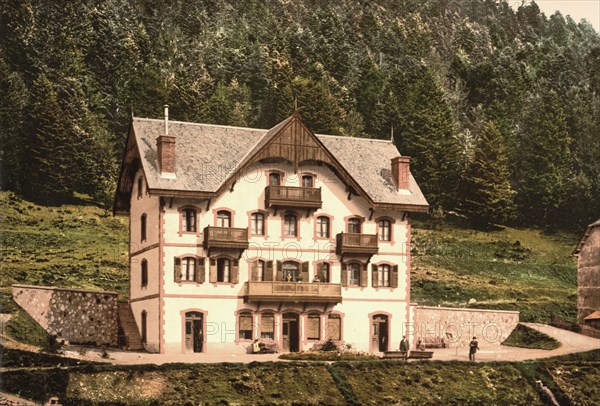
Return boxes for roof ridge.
[133,116,269,133]
[316,133,393,144]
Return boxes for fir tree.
[25,74,77,204]
[461,121,515,227]
[516,90,572,225]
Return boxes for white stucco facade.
[128,159,416,354]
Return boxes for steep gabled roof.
[114,113,429,214]
[573,219,600,256]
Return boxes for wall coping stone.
[413,305,519,315]
[12,284,118,296]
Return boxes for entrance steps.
[117,303,144,351]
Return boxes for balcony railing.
[336,232,379,256]
[265,185,322,209]
[204,226,249,251]
[246,281,342,303]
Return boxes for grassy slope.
[501,324,561,350]
[0,192,579,324]
[411,217,579,322]
[1,354,598,405]
[0,192,129,309]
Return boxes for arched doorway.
[185,311,203,353]
[371,314,389,352]
[282,312,300,352]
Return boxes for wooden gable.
[113,124,143,215]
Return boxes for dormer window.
[302,175,314,188]
[217,210,231,228]
[183,208,197,232]
[269,172,281,186]
[348,217,362,234]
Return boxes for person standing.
[399,335,409,361]
[469,336,479,361]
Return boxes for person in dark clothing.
[469,337,479,361]
[399,336,409,361]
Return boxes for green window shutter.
[250,260,258,282]
[360,263,368,287]
[301,261,309,282]
[195,257,205,283]
[232,260,240,284]
[174,258,182,283]
[276,261,283,281]
[265,261,274,281]
[317,263,324,281]
[209,258,217,283]
[372,264,378,288]
[341,263,348,287]
[391,265,399,288]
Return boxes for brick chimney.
[157,105,175,176]
[391,156,411,190]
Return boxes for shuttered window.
[307,314,321,340]
[327,314,341,341]
[217,258,230,282]
[348,263,360,286]
[260,313,275,340]
[284,214,297,237]
[378,264,390,287]
[182,257,196,282]
[239,312,253,340]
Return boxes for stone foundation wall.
[12,284,118,346]
[412,305,519,348]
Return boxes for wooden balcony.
[246,281,342,303]
[336,232,379,257]
[203,226,249,253]
[265,185,322,209]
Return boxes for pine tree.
[461,121,515,227]
[516,90,572,226]
[25,74,77,204]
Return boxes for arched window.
[327,314,341,341]
[217,210,231,228]
[251,212,264,235]
[137,177,143,198]
[217,258,231,282]
[260,312,275,340]
[238,312,253,340]
[283,261,299,282]
[307,313,321,340]
[141,214,147,242]
[269,172,281,186]
[348,263,361,286]
[182,257,197,282]
[378,264,391,287]
[141,311,147,344]
[316,216,330,238]
[347,217,361,234]
[141,259,148,288]
[284,214,297,237]
[379,219,391,241]
[183,208,197,232]
[302,175,314,188]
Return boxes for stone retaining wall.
[12,284,118,346]
[412,305,520,348]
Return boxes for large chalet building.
[114,107,428,354]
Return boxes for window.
[141,259,148,288]
[348,263,360,286]
[307,313,321,340]
[348,217,361,234]
[239,312,253,340]
[182,257,197,282]
[378,264,391,287]
[137,177,143,198]
[269,172,281,186]
[257,260,265,281]
[260,312,275,340]
[141,214,147,241]
[282,261,299,282]
[217,210,231,228]
[327,314,341,341]
[379,219,391,241]
[251,212,264,235]
[302,175,314,188]
[316,216,330,238]
[217,258,230,282]
[141,311,147,344]
[322,263,330,283]
[284,214,297,237]
[183,208,197,232]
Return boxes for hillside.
[0,192,578,323]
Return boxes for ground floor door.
[282,312,300,352]
[185,311,203,353]
[372,314,389,352]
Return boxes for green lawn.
[411,217,579,322]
